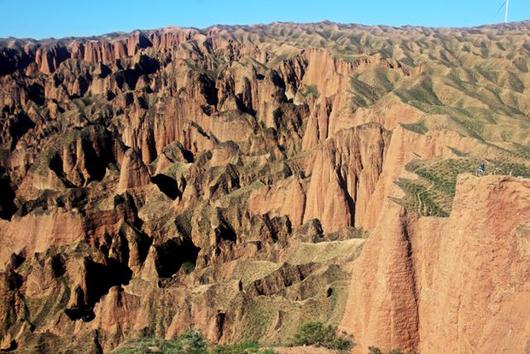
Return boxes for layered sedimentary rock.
[0,21,529,352]
[341,175,530,354]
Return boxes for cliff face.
[0,21,529,352]
[341,174,530,353]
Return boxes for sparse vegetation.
[350,77,379,107]
[299,84,320,99]
[395,157,530,217]
[113,329,208,354]
[168,329,208,354]
[387,350,403,354]
[181,261,196,274]
[368,347,383,354]
[211,341,277,354]
[113,334,278,354]
[367,347,419,354]
[240,299,275,341]
[400,120,428,135]
[292,321,353,353]
[395,78,442,107]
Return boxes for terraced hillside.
[0,21,529,353]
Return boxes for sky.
[0,0,529,39]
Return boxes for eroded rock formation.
[341,175,530,354]
[0,21,529,352]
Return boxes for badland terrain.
[0,21,529,353]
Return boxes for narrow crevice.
[50,254,66,278]
[215,312,226,340]
[337,172,356,227]
[400,213,421,349]
[199,73,218,106]
[48,152,76,188]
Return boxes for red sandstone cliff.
[341,174,530,353]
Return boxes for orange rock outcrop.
[341,174,530,353]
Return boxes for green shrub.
[210,341,277,354]
[293,321,353,352]
[367,346,418,354]
[300,85,320,99]
[181,261,196,274]
[166,329,208,354]
[114,334,279,354]
[387,349,404,354]
[113,338,162,353]
[400,120,428,135]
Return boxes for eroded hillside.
[0,21,529,353]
